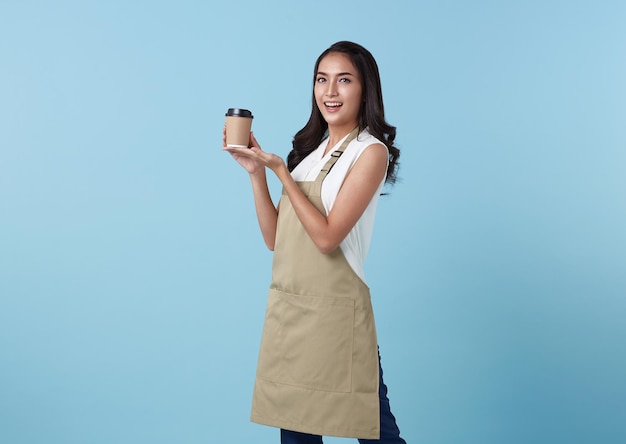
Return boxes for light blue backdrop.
[1,1,625,443]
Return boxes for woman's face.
[314,52,363,131]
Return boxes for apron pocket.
[257,288,355,393]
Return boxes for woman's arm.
[225,137,388,254]
[223,130,278,250]
[276,143,387,253]
[249,168,278,250]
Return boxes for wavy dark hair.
[287,41,400,185]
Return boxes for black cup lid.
[226,108,253,118]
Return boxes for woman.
[223,41,406,443]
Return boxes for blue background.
[1,1,625,443]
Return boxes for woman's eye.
[339,77,351,83]
[316,77,326,83]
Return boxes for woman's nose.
[326,82,337,97]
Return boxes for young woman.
[223,41,406,444]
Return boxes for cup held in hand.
[225,108,254,148]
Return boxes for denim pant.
[280,351,407,444]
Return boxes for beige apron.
[251,128,380,439]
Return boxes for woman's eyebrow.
[316,71,356,77]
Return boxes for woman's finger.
[249,131,262,149]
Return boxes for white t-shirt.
[290,128,388,283]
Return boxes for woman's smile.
[324,101,343,112]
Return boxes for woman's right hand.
[222,125,264,174]
[222,126,279,250]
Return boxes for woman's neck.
[324,123,359,155]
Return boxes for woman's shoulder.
[353,128,388,154]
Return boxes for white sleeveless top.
[291,128,388,283]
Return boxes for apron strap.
[314,126,360,184]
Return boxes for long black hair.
[287,41,400,185]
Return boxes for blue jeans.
[280,351,407,444]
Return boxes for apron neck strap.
[314,126,360,183]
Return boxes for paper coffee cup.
[225,108,254,148]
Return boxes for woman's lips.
[324,101,343,112]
